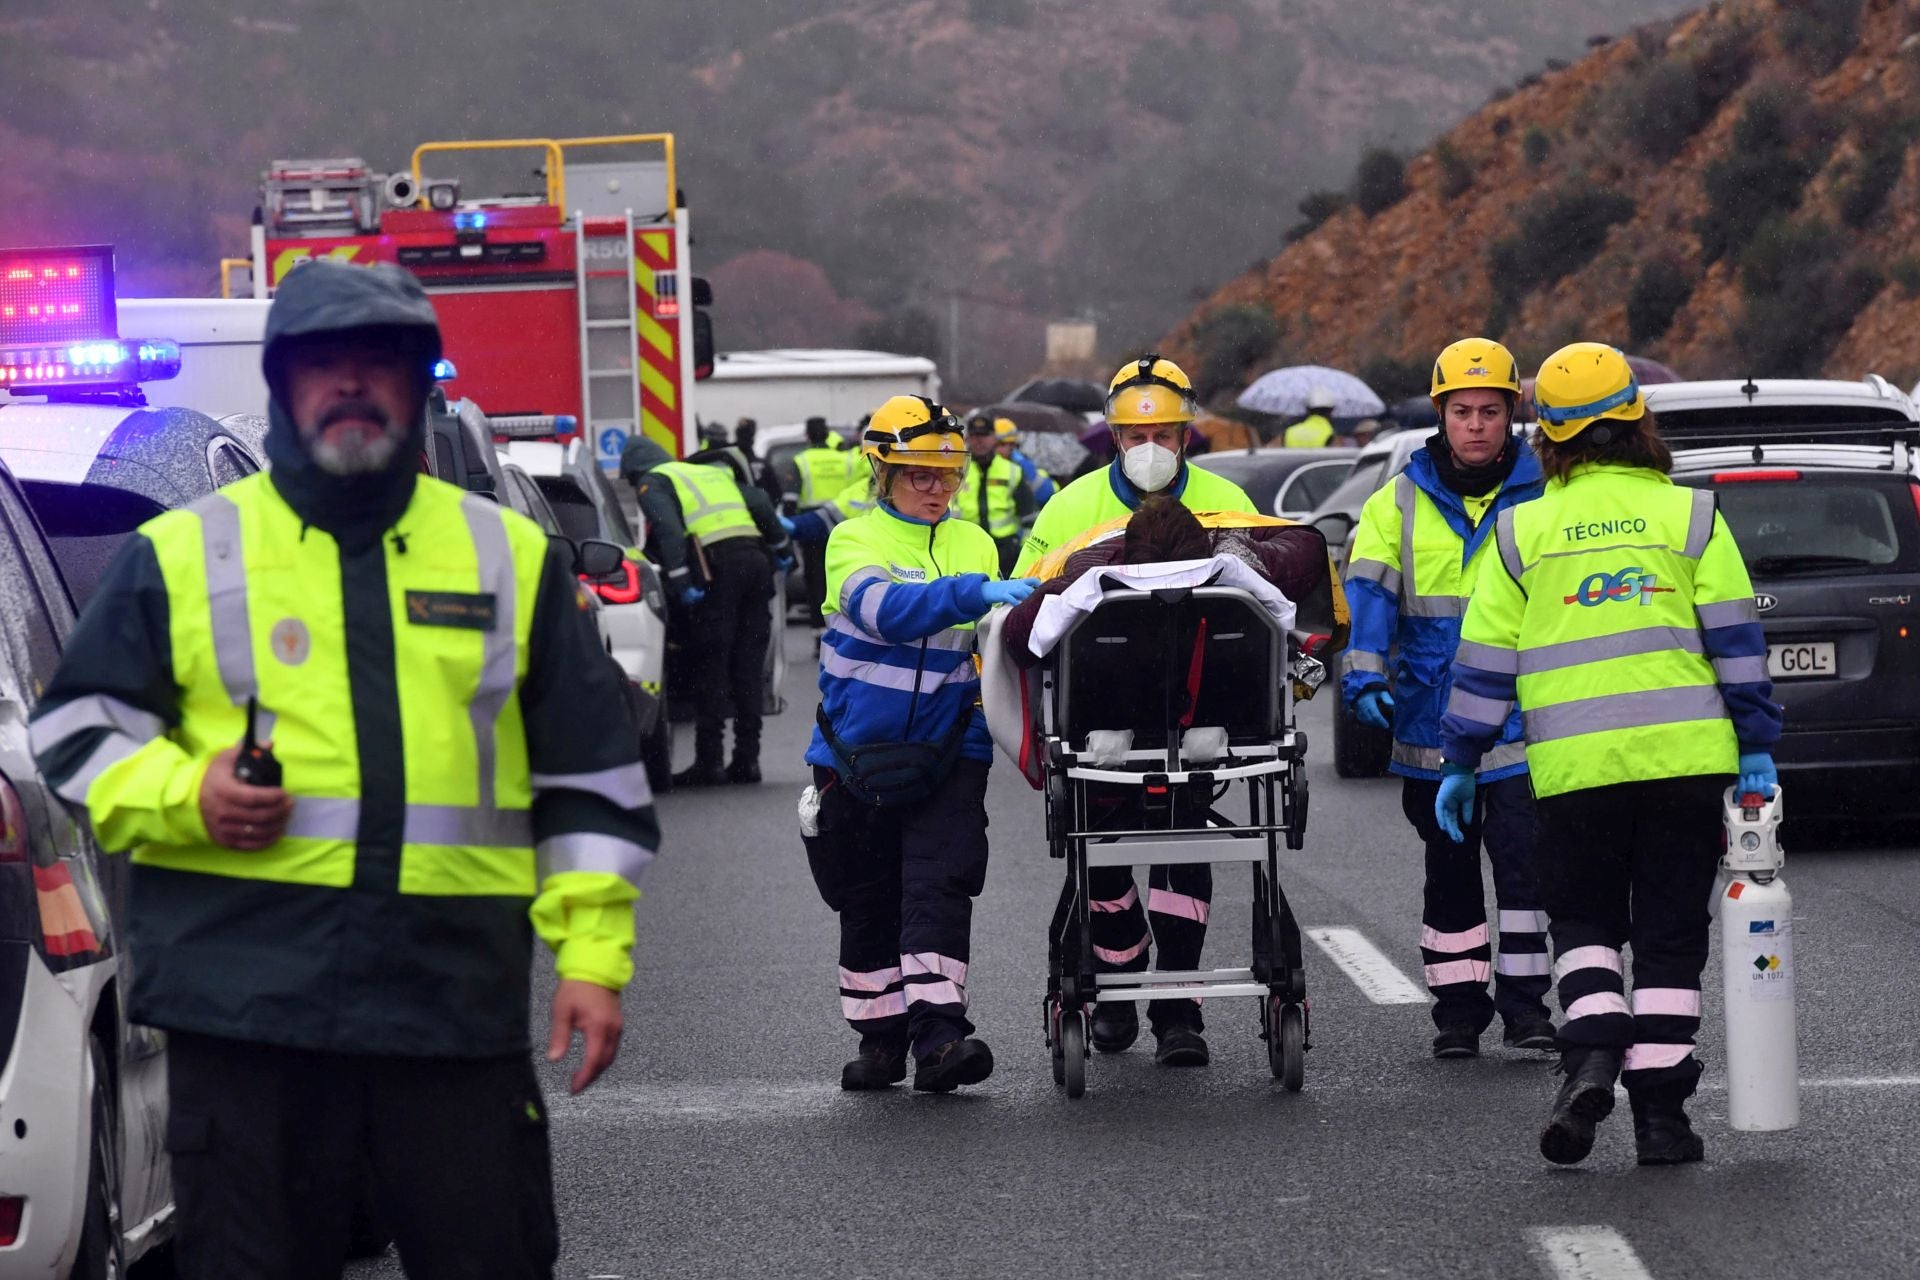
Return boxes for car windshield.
[1316,453,1390,516]
[1706,476,1912,576]
[20,481,167,607]
[533,476,603,543]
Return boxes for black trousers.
[800,537,829,628]
[164,1031,556,1280]
[804,760,991,1060]
[1400,775,1551,1032]
[690,539,774,766]
[1534,774,1728,1098]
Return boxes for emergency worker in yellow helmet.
[1441,343,1781,1168]
[1018,355,1256,1067]
[1284,386,1338,447]
[1344,338,1554,1060]
[995,416,1056,507]
[803,396,1039,1093]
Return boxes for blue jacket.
[1341,441,1544,781]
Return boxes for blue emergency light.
[433,358,458,382]
[0,245,179,398]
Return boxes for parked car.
[1656,376,1920,817]
[424,384,507,499]
[1191,446,1355,520]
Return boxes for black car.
[1190,447,1354,520]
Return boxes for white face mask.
[1121,441,1180,492]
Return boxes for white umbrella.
[1237,365,1385,418]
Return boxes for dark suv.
[1657,377,1920,817]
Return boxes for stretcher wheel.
[1048,1002,1067,1086]
[1060,1011,1087,1099]
[1269,1002,1305,1092]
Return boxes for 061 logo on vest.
[1564,566,1675,608]
[271,618,311,665]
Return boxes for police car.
[0,245,180,1275]
[1657,376,1920,818]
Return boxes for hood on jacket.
[621,437,673,481]
[261,261,442,549]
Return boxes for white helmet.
[1307,386,1336,413]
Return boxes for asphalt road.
[351,624,1920,1280]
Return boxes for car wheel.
[1331,687,1393,778]
[75,1034,124,1280]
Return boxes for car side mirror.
[576,538,626,579]
[1313,513,1353,548]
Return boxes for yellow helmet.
[1430,337,1522,410]
[1533,342,1645,443]
[863,395,969,469]
[993,416,1020,443]
[1106,353,1199,427]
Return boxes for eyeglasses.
[903,468,964,494]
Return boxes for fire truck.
[244,135,712,471]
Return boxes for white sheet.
[1026,555,1297,660]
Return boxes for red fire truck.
[244,135,711,470]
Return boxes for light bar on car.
[0,244,179,394]
[1,338,179,391]
[491,413,580,439]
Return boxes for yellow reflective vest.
[654,459,758,544]
[795,445,857,508]
[1285,414,1335,448]
[951,453,1023,539]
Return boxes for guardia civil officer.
[954,410,1034,575]
[793,416,857,627]
[1343,338,1555,1059]
[1016,354,1256,1066]
[804,395,1037,1093]
[1440,342,1781,1167]
[29,260,658,1275]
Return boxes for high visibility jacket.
[1342,443,1544,780]
[1285,414,1336,448]
[806,503,1001,769]
[1013,459,1256,576]
[952,453,1023,539]
[653,459,758,545]
[28,473,659,1056]
[796,445,857,508]
[1441,464,1782,798]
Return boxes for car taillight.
[0,1196,23,1246]
[582,559,642,606]
[1711,470,1801,483]
[1910,483,1920,525]
[0,772,25,864]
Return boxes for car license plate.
[1766,641,1836,679]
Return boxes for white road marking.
[1529,1226,1654,1280]
[1305,926,1427,1004]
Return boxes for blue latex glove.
[677,585,707,607]
[1354,687,1395,731]
[778,515,797,535]
[1434,767,1476,843]
[1737,751,1778,800]
[981,578,1041,607]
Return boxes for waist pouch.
[815,702,974,808]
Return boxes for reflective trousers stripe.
[1624,1043,1694,1071]
[1425,959,1491,986]
[1565,991,1631,1021]
[839,965,903,994]
[1095,937,1149,965]
[1515,626,1703,676]
[1421,923,1489,953]
[1524,685,1727,744]
[905,979,965,1007]
[902,952,968,984]
[1499,909,1549,933]
[1090,886,1138,913]
[1554,945,1623,980]
[843,992,908,1021]
[1496,951,1551,977]
[1631,986,1701,1018]
[1148,888,1209,924]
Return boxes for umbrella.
[973,400,1087,435]
[1004,378,1105,415]
[1237,365,1385,418]
[1020,431,1089,479]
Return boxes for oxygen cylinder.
[1720,786,1798,1131]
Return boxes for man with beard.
[29,260,658,1277]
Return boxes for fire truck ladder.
[576,209,643,455]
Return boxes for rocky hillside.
[1163,0,1920,403]
[2,0,1691,396]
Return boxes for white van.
[697,349,939,429]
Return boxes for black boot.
[912,1038,994,1093]
[726,758,762,784]
[1539,1047,1622,1165]
[1502,1014,1558,1052]
[1432,1024,1481,1059]
[1630,1060,1706,1165]
[1153,1026,1210,1067]
[840,1039,907,1091]
[1090,1002,1139,1053]
[673,760,728,788]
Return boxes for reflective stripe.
[404,804,533,848]
[825,613,976,652]
[1565,992,1631,1021]
[1455,640,1518,675]
[53,735,143,804]
[1697,597,1759,628]
[819,646,978,695]
[1499,909,1550,934]
[1554,945,1623,980]
[1421,923,1489,953]
[660,462,748,523]
[1496,509,1524,583]
[1448,688,1513,726]
[536,832,654,882]
[284,796,361,841]
[1394,739,1526,774]
[904,979,965,1008]
[1425,959,1491,986]
[1148,888,1210,924]
[839,965,903,994]
[30,694,164,752]
[1346,557,1402,594]
[1524,685,1727,744]
[1623,1042,1694,1071]
[840,567,889,614]
[1393,477,1463,617]
[1515,626,1704,676]
[459,496,518,813]
[1682,488,1717,560]
[1343,649,1388,676]
[1631,987,1701,1018]
[902,952,968,985]
[1404,592,1466,618]
[1095,937,1150,965]
[530,762,653,809]
[1393,741,1443,772]
[1713,655,1770,685]
[195,493,276,741]
[843,991,908,1021]
[1483,740,1529,771]
[1089,886,1138,913]
[1496,951,1551,977]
